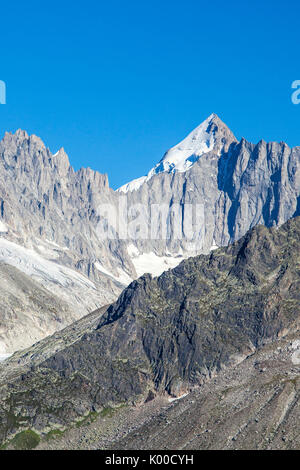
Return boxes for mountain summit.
[118,114,237,193]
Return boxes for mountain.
[118,113,237,192]
[0,130,135,352]
[0,129,134,287]
[117,114,300,258]
[0,216,299,449]
[0,115,299,354]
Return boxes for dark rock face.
[107,334,300,451]
[0,216,299,445]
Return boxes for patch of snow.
[45,239,69,250]
[94,262,113,278]
[36,244,60,258]
[291,340,300,365]
[168,392,189,403]
[116,268,133,285]
[157,116,216,173]
[35,239,69,258]
[292,352,300,365]
[210,239,219,251]
[0,238,96,291]
[0,221,8,233]
[118,176,147,194]
[175,246,184,256]
[0,353,12,362]
[118,114,218,193]
[127,243,140,257]
[95,262,132,285]
[132,252,183,278]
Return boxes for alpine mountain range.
[0,113,299,354]
[0,114,300,450]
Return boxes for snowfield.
[0,238,104,312]
[131,251,184,278]
[0,353,12,362]
[94,262,133,285]
[0,221,8,233]
[0,238,95,289]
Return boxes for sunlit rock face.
[0,115,299,352]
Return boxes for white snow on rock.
[0,238,95,289]
[96,245,184,282]
[0,340,12,362]
[45,239,69,250]
[132,252,183,278]
[210,239,219,251]
[118,176,147,194]
[118,114,218,193]
[0,238,105,314]
[168,392,189,403]
[116,268,133,285]
[291,340,300,365]
[94,262,114,278]
[0,221,8,233]
[0,353,12,362]
[127,243,140,257]
[95,262,133,285]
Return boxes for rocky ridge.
[0,216,299,448]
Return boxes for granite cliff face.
[119,114,300,257]
[0,130,133,352]
[0,216,299,448]
[0,129,133,287]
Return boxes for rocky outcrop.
[0,216,299,447]
[107,331,300,450]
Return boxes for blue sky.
[0,0,299,188]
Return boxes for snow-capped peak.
[118,113,235,193]
[157,113,218,172]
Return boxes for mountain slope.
[0,216,299,448]
[0,263,80,355]
[106,332,300,450]
[37,331,300,450]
